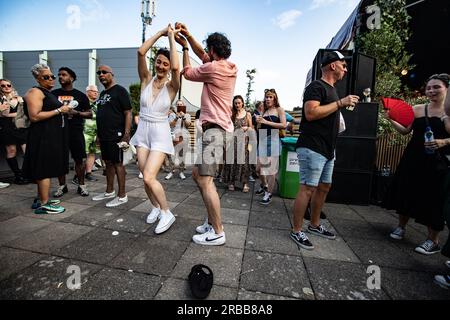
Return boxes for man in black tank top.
[290,51,360,250]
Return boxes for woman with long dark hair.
[384,73,450,255]
[222,95,253,193]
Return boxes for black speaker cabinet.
[351,52,376,100]
[327,169,373,205]
[335,137,377,171]
[340,102,379,138]
[312,49,353,98]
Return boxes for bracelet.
[56,108,61,114]
[182,47,189,51]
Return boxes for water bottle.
[424,126,435,154]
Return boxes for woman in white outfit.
[131,25,180,234]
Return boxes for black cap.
[188,264,213,299]
[321,51,351,67]
[59,67,77,81]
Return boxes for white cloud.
[79,0,111,23]
[273,10,302,30]
[310,0,359,10]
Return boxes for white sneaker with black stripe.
[192,229,226,246]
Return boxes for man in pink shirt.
[176,23,238,246]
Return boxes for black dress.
[383,115,450,231]
[22,87,69,180]
[0,97,28,146]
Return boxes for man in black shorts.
[52,67,92,198]
[92,65,132,208]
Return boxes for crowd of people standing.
[0,24,449,290]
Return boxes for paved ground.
[0,164,449,300]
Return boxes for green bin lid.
[281,137,298,145]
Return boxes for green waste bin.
[278,137,300,199]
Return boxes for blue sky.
[0,0,360,109]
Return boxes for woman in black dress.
[23,64,71,214]
[384,74,450,255]
[0,79,28,184]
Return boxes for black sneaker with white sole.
[307,224,336,240]
[255,185,267,196]
[414,240,441,255]
[290,231,314,250]
[260,193,272,205]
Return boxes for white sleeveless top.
[139,77,172,123]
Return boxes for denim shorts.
[297,147,335,187]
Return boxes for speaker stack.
[311,49,378,205]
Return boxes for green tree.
[129,83,141,117]
[245,68,257,111]
[356,0,414,137]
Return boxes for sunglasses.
[427,73,450,83]
[97,70,112,76]
[264,88,276,94]
[1,84,12,88]
[42,75,56,81]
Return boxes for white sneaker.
[95,159,103,167]
[92,191,116,201]
[92,165,99,172]
[146,208,161,224]
[179,172,186,180]
[446,260,450,269]
[106,195,128,208]
[0,182,10,189]
[196,219,212,234]
[138,172,143,179]
[165,172,174,180]
[155,211,176,234]
[249,175,255,182]
[193,229,226,246]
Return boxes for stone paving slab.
[245,227,301,256]
[240,250,314,300]
[155,278,238,300]
[330,218,388,241]
[0,216,53,246]
[171,245,244,288]
[380,267,450,300]
[6,222,93,254]
[237,289,297,300]
[55,228,139,265]
[61,206,123,228]
[248,210,292,230]
[303,257,390,300]
[345,238,425,271]
[0,247,46,281]
[110,235,189,276]
[67,268,163,300]
[0,256,102,300]
[301,235,361,263]
[102,211,153,234]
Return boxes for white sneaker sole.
[414,247,440,255]
[390,233,404,240]
[434,276,450,289]
[106,200,128,208]
[192,235,226,246]
[92,195,116,201]
[155,216,175,234]
[307,229,336,240]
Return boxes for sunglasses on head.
[42,75,56,81]
[427,73,450,83]
[1,84,12,88]
[264,88,276,94]
[97,70,112,76]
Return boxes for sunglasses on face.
[42,75,56,81]
[1,84,12,88]
[97,70,112,76]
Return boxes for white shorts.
[130,120,174,155]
